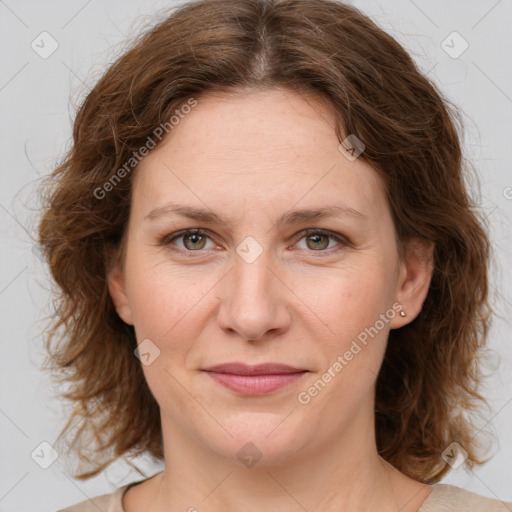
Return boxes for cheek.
[305,264,392,345]
[127,264,207,411]
[125,255,217,341]
[297,274,393,413]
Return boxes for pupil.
[186,233,204,249]
[309,234,328,250]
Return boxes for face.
[108,87,433,465]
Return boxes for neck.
[140,394,428,512]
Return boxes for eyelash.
[160,228,350,256]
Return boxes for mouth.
[201,362,308,396]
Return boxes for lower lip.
[204,371,307,395]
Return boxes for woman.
[38,0,511,510]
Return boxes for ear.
[106,248,134,326]
[390,237,434,329]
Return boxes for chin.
[198,411,310,467]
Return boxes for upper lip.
[202,363,307,375]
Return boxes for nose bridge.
[233,247,273,301]
[216,240,290,341]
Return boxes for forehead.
[132,88,386,222]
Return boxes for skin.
[108,87,435,512]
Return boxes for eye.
[164,229,216,251]
[294,229,347,253]
[160,228,349,255]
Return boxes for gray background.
[0,0,511,510]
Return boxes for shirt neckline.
[118,474,440,512]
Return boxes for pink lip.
[202,362,308,396]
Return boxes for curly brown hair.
[38,0,493,482]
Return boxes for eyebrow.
[144,202,366,228]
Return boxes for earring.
[400,311,406,317]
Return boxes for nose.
[215,249,292,342]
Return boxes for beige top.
[57,477,512,512]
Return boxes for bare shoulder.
[419,483,512,512]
